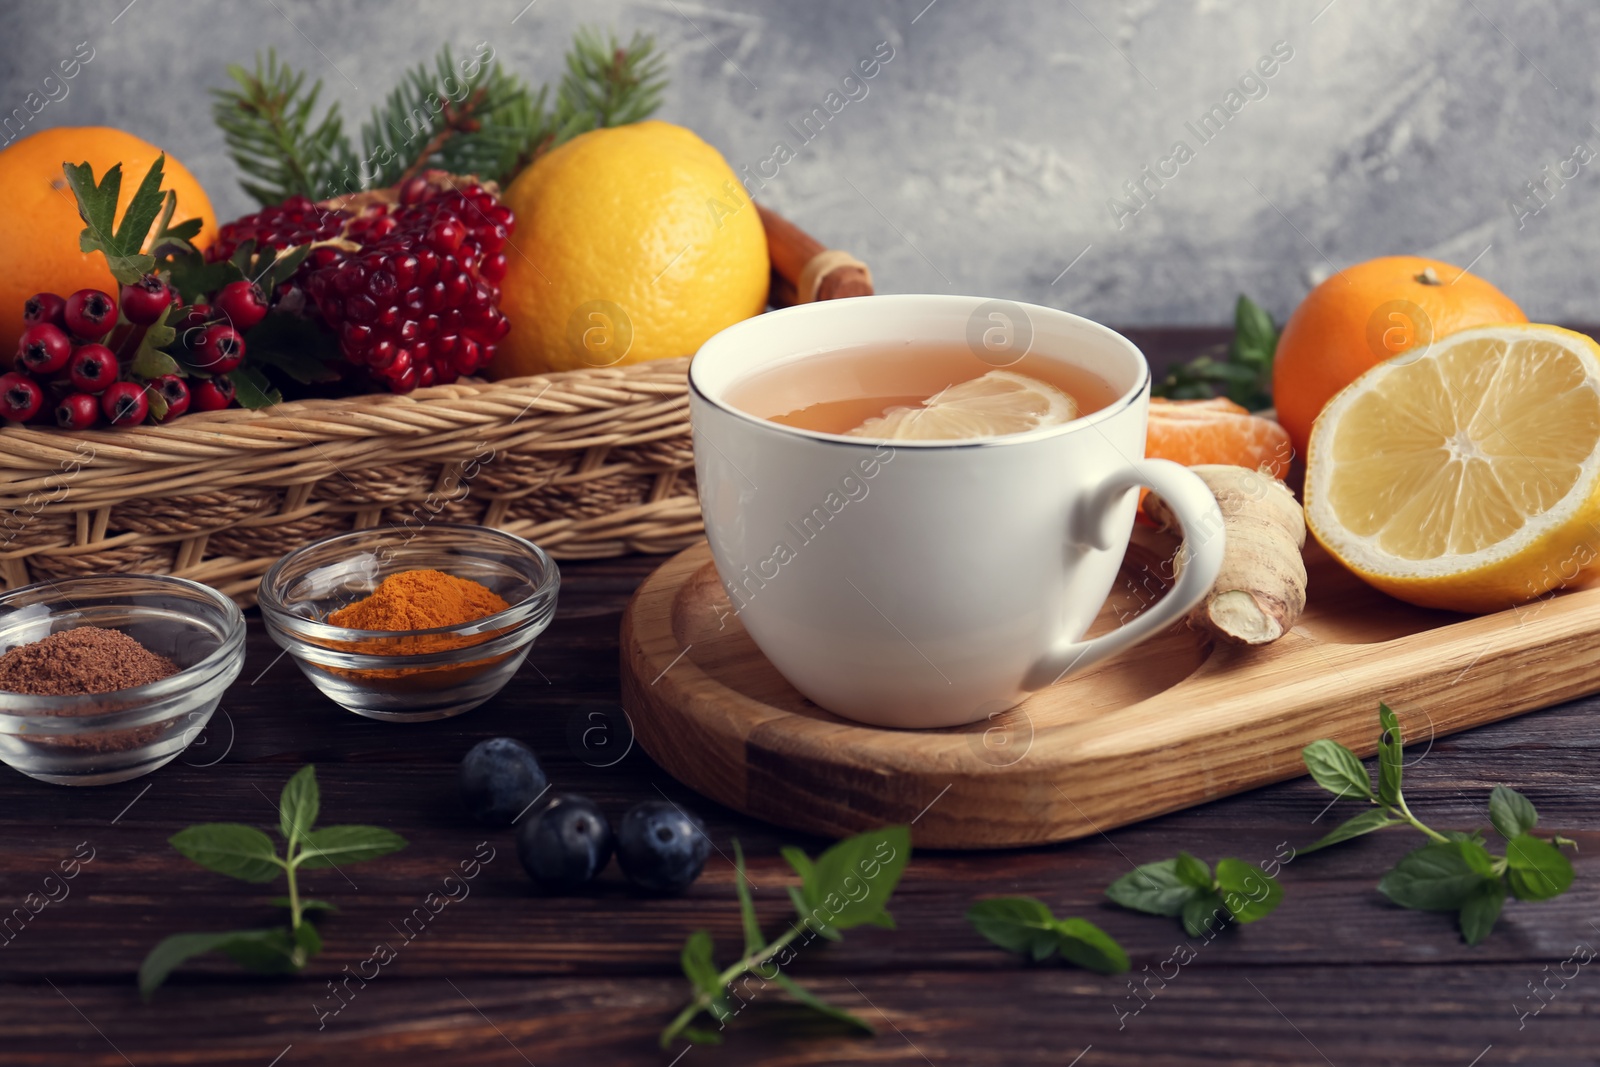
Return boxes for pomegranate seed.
[481,253,508,283]
[427,218,464,254]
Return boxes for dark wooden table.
[3,331,1598,1066]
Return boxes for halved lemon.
[845,370,1078,441]
[1305,323,1600,612]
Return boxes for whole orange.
[0,127,216,351]
[1272,255,1526,456]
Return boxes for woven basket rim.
[0,357,692,449]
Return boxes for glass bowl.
[0,575,246,786]
[258,524,560,722]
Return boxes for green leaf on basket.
[229,364,282,408]
[169,824,283,883]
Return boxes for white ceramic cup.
[689,294,1225,729]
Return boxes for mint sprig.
[1152,294,1279,408]
[659,827,910,1049]
[966,896,1128,973]
[1300,704,1577,944]
[1106,852,1284,937]
[138,765,405,1000]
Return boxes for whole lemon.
[491,121,768,378]
[0,127,216,351]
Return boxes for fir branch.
[553,27,668,140]
[211,50,356,206]
[359,44,549,189]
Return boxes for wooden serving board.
[620,533,1600,849]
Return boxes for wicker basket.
[0,208,871,606]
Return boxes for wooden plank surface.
[1,331,1597,1065]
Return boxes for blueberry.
[517,795,614,891]
[458,737,548,826]
[616,800,712,894]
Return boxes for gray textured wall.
[2,0,1593,326]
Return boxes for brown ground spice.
[0,626,180,696]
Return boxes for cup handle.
[1025,459,1225,689]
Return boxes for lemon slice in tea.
[845,370,1078,441]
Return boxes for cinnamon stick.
[758,204,874,307]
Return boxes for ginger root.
[1146,463,1308,646]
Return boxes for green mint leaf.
[780,845,816,891]
[800,826,910,932]
[1505,835,1575,901]
[293,918,323,959]
[1052,917,1130,975]
[731,840,764,955]
[112,155,169,262]
[1443,829,1488,845]
[1489,786,1539,840]
[1231,294,1278,365]
[1301,739,1375,802]
[1215,859,1284,924]
[1182,891,1228,938]
[230,365,282,409]
[679,929,722,998]
[1377,703,1404,807]
[788,884,840,941]
[1174,852,1213,890]
[1378,841,1497,912]
[63,161,120,256]
[279,764,320,848]
[680,1026,723,1046]
[1301,808,1402,854]
[270,896,337,914]
[218,927,301,974]
[770,972,875,1033]
[966,896,1060,961]
[1459,880,1506,945]
[169,824,283,883]
[1105,859,1197,917]
[294,825,407,869]
[138,929,289,1000]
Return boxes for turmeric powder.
[329,569,509,631]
